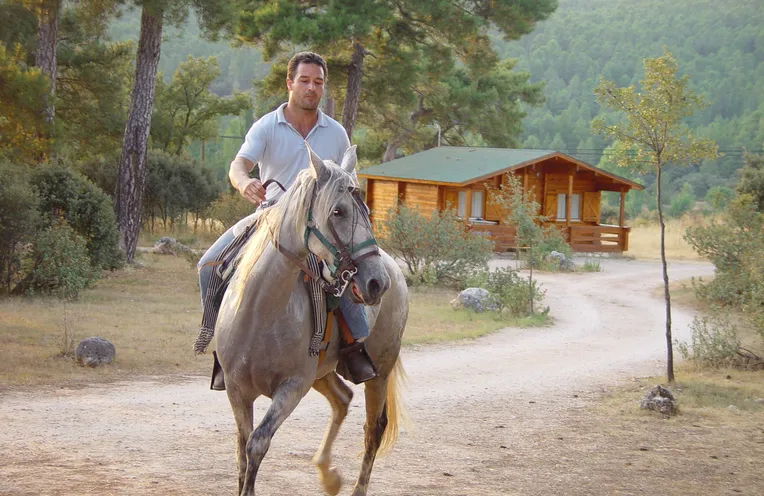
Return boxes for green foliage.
[705,186,734,212]
[380,204,493,286]
[242,0,555,154]
[151,56,251,155]
[499,0,763,196]
[735,152,764,211]
[580,256,602,272]
[206,191,255,233]
[0,162,40,293]
[0,43,50,163]
[31,165,122,270]
[685,193,763,346]
[142,150,222,231]
[677,314,741,368]
[668,182,695,217]
[533,225,573,270]
[481,266,545,317]
[24,220,96,300]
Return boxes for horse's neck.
[251,221,306,302]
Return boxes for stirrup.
[337,342,377,384]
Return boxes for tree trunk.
[115,7,164,262]
[529,237,534,315]
[341,42,365,139]
[656,166,675,383]
[36,0,60,124]
[321,81,335,119]
[382,142,399,162]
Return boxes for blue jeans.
[198,226,369,340]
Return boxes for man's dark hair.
[287,52,328,82]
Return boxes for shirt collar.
[276,102,328,128]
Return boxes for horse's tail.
[379,357,408,454]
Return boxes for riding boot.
[334,309,377,384]
[210,351,226,391]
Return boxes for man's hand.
[238,177,266,205]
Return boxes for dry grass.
[532,369,764,495]
[0,254,207,390]
[405,286,550,345]
[0,256,547,388]
[627,215,710,260]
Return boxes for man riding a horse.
[195,51,377,386]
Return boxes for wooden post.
[541,172,548,217]
[464,189,473,224]
[566,175,573,227]
[619,189,626,227]
[523,169,529,194]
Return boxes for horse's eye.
[332,207,344,217]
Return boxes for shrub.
[25,220,96,299]
[32,165,122,270]
[0,162,40,293]
[380,204,493,286]
[482,266,545,316]
[207,191,255,234]
[668,182,695,217]
[677,314,741,368]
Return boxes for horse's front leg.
[226,383,255,494]
[312,372,354,495]
[241,379,307,496]
[352,375,389,496]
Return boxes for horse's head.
[305,144,390,306]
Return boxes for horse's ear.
[306,142,328,182]
[340,145,357,173]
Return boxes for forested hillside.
[495,0,764,198]
[99,1,764,201]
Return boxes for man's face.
[287,62,325,111]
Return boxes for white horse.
[215,144,408,496]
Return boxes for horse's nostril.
[367,278,381,299]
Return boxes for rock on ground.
[640,384,678,417]
[152,237,190,256]
[451,287,498,313]
[75,337,116,367]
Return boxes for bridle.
[265,179,380,297]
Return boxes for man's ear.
[340,145,357,173]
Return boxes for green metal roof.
[358,147,556,185]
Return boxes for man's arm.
[229,156,265,205]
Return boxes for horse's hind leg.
[226,385,255,495]
[352,375,389,496]
[240,380,307,496]
[312,372,354,495]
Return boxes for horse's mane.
[230,161,356,314]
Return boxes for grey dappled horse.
[215,144,408,496]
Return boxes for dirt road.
[1,259,730,495]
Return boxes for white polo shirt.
[236,103,351,203]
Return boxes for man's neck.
[284,103,319,137]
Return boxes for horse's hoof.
[319,467,342,495]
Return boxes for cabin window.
[457,191,466,217]
[471,191,484,218]
[556,193,581,221]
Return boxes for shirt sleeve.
[236,118,268,165]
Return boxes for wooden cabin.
[358,147,644,253]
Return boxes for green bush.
[380,204,493,286]
[668,182,695,217]
[207,191,255,234]
[25,220,96,299]
[677,314,741,368]
[0,162,41,293]
[524,225,573,271]
[32,165,122,270]
[482,266,545,316]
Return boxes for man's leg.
[336,294,377,384]
[196,227,236,391]
[197,226,236,307]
